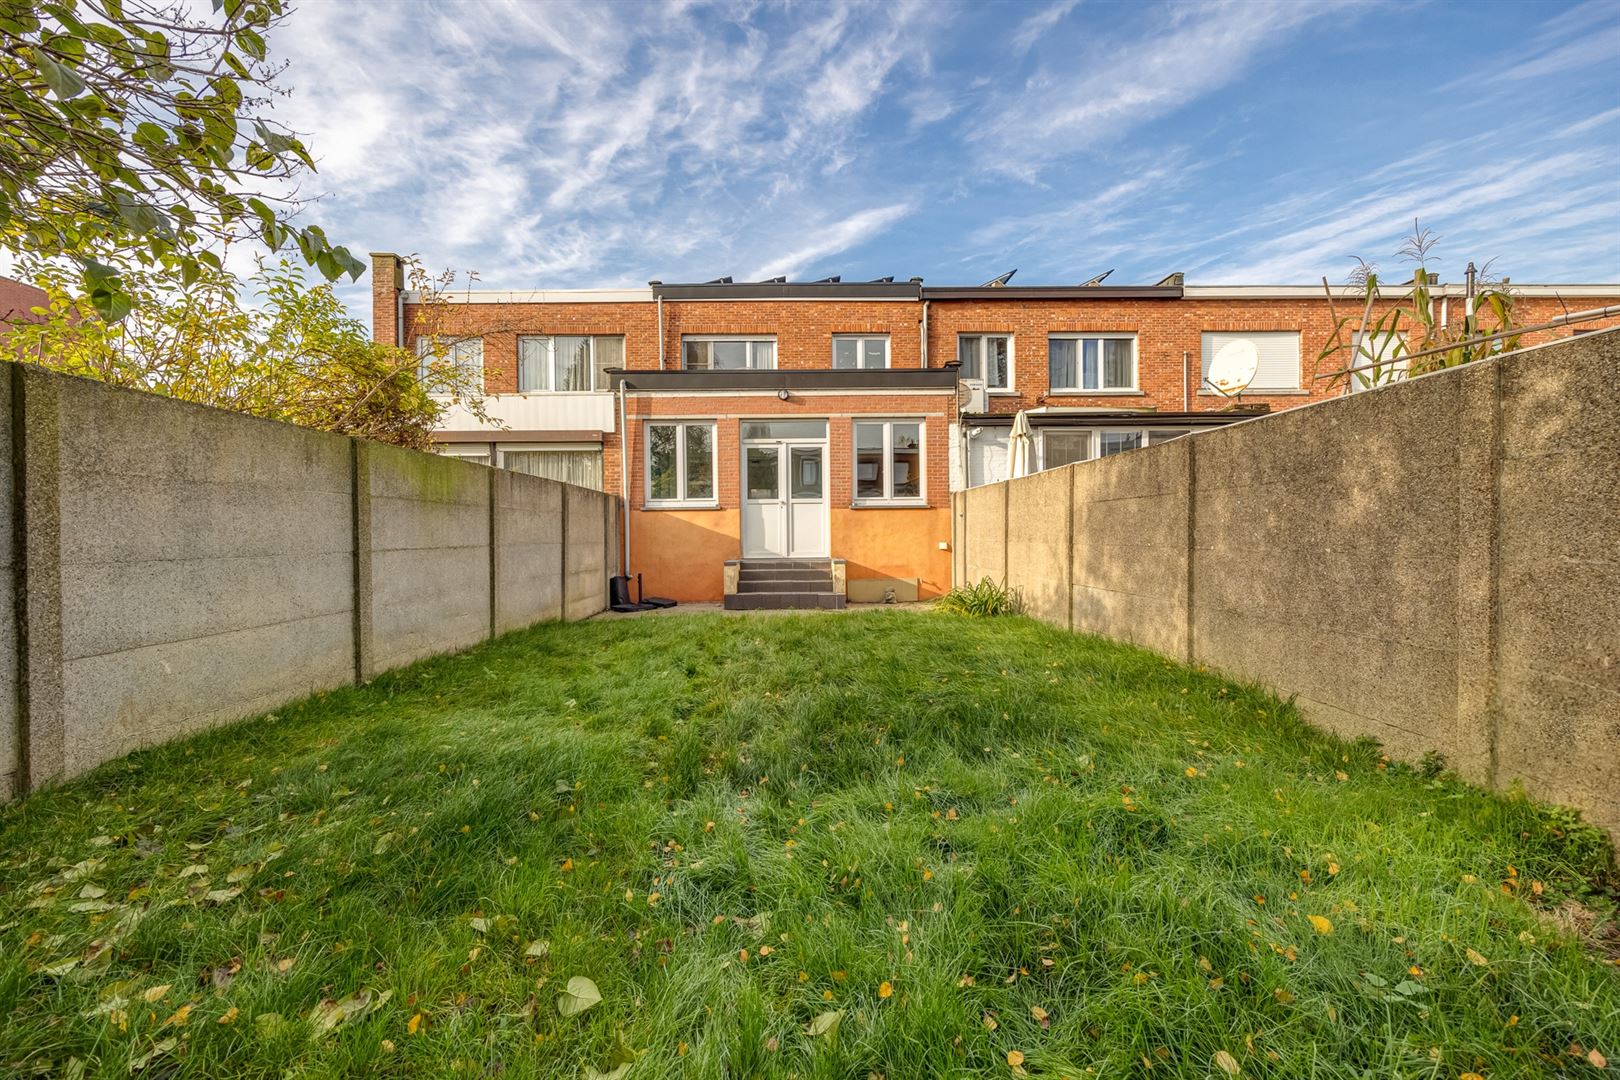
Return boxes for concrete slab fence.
[1,362,618,802]
[954,329,1620,837]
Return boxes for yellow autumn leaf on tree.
[1308,915,1334,935]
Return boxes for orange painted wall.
[628,508,740,602]
[833,507,953,598]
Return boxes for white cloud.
[1010,0,1082,55]
[747,203,916,281]
[968,0,1349,180]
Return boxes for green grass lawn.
[2,611,1616,1079]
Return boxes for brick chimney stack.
[370,252,403,346]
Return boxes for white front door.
[741,433,828,559]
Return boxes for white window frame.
[852,418,926,506]
[681,335,777,371]
[416,336,483,393]
[644,421,719,507]
[1047,333,1138,393]
[436,443,493,465]
[1039,426,1216,469]
[1199,331,1303,394]
[956,334,1014,392]
[515,334,624,394]
[831,334,891,369]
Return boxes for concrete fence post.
[1183,437,1197,665]
[1453,362,1505,787]
[1064,471,1076,633]
[558,485,570,620]
[487,467,501,641]
[350,439,374,683]
[11,366,65,793]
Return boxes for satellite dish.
[1207,339,1259,398]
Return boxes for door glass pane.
[517,336,551,391]
[682,340,709,369]
[790,446,822,498]
[1099,431,1143,457]
[746,446,779,500]
[891,423,921,498]
[987,336,1009,388]
[854,423,884,499]
[750,340,776,369]
[712,341,748,369]
[554,335,591,390]
[649,425,677,499]
[957,335,980,379]
[1044,430,1093,468]
[740,420,827,440]
[684,425,714,499]
[862,338,887,368]
[833,338,859,368]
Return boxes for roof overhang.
[434,429,604,443]
[961,409,1259,427]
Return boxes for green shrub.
[934,576,1023,616]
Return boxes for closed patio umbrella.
[1008,410,1034,480]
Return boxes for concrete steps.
[724,559,847,610]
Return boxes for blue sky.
[267,0,1620,305]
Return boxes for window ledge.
[849,500,930,510]
[640,501,722,512]
[1047,389,1146,396]
[512,390,612,397]
[986,389,1020,396]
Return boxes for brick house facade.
[369,253,1620,602]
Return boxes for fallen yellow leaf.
[1213,1049,1241,1075]
[1587,1049,1607,1069]
[142,984,171,1003]
[407,1012,423,1035]
[1465,948,1489,967]
[877,980,893,999]
[217,1007,238,1025]
[1308,915,1334,935]
[1007,1050,1025,1067]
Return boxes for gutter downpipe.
[1182,350,1189,410]
[618,378,631,577]
[920,299,929,368]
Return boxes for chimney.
[370,252,403,347]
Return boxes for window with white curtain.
[1200,332,1301,392]
[957,334,1012,389]
[415,336,483,389]
[1048,334,1136,391]
[499,447,605,489]
[682,337,776,370]
[517,335,624,392]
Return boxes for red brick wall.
[402,301,661,393]
[925,294,1620,415]
[369,254,400,347]
[661,299,925,369]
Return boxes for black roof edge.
[605,367,958,391]
[652,280,922,300]
[962,409,1254,425]
[921,285,1184,300]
